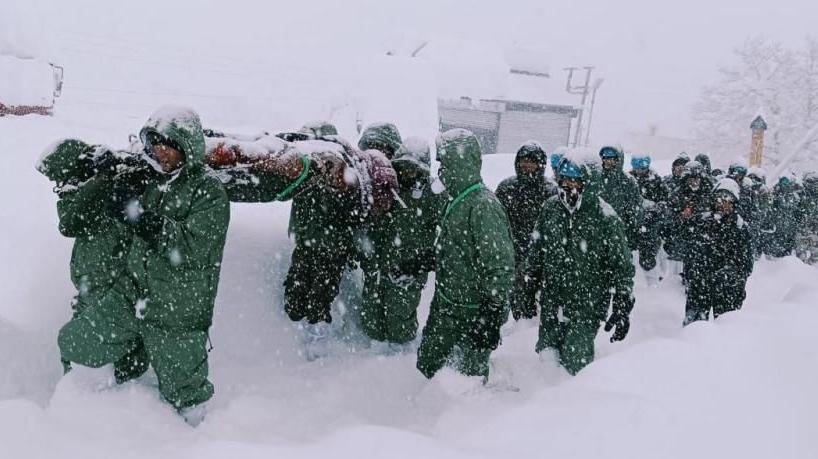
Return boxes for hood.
[694,154,712,174]
[37,138,96,185]
[514,141,547,179]
[392,136,431,173]
[139,106,206,170]
[358,123,402,159]
[436,128,483,194]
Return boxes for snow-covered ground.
[2,4,818,457]
[2,108,818,458]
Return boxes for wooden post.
[749,115,767,167]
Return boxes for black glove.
[130,210,165,247]
[604,309,631,343]
[468,307,506,351]
[387,264,416,289]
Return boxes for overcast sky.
[5,0,818,142]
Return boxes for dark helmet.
[672,152,691,168]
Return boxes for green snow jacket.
[433,129,515,340]
[600,163,643,250]
[128,108,230,331]
[496,142,557,262]
[518,164,635,349]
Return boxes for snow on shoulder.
[598,197,619,218]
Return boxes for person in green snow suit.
[764,176,800,257]
[57,107,230,423]
[496,141,557,320]
[358,122,402,160]
[629,155,669,271]
[359,138,446,345]
[598,146,643,251]
[416,129,515,379]
[517,157,635,375]
[683,179,754,325]
[795,173,818,264]
[283,124,395,328]
[38,140,156,381]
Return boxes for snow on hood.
[715,178,741,200]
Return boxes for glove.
[604,309,631,343]
[129,210,165,247]
[310,151,350,190]
[467,306,506,351]
[387,265,416,289]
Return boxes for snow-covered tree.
[693,36,818,175]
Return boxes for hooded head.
[672,153,690,178]
[555,157,593,213]
[803,172,818,195]
[300,120,338,139]
[712,178,740,217]
[694,154,712,174]
[392,136,431,189]
[139,106,205,175]
[358,123,402,160]
[514,141,547,180]
[682,160,705,191]
[728,162,748,183]
[37,139,96,186]
[599,145,624,172]
[435,128,482,194]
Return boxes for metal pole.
[584,78,604,146]
[571,67,593,147]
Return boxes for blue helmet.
[599,146,621,159]
[728,163,748,176]
[631,155,651,170]
[557,157,583,179]
[550,152,564,169]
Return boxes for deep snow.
[2,7,818,457]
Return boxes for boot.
[303,322,332,361]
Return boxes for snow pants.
[416,296,491,379]
[58,287,213,409]
[360,269,425,344]
[684,278,746,325]
[537,316,601,375]
[65,290,148,382]
[284,242,350,324]
[637,208,664,271]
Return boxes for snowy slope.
[2,4,818,458]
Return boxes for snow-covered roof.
[0,55,54,106]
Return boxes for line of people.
[38,105,818,426]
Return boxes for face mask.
[688,178,701,191]
[558,182,583,213]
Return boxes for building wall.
[439,99,574,155]
[496,110,572,155]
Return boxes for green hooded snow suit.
[58,107,230,409]
[517,162,635,375]
[416,129,515,379]
[359,140,446,344]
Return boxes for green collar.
[444,182,484,219]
